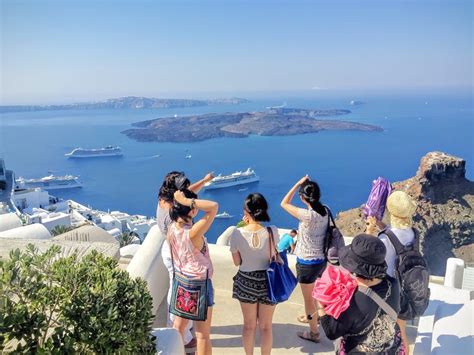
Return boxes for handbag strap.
[357,285,398,322]
[267,226,278,262]
[323,205,336,227]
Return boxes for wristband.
[190,198,196,209]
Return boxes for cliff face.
[335,152,474,276]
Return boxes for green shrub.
[117,232,139,248]
[236,220,247,228]
[51,225,74,236]
[0,244,156,353]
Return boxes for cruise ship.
[65,146,123,158]
[204,168,259,190]
[15,175,82,190]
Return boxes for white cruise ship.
[15,175,82,190]
[204,168,259,190]
[65,146,123,158]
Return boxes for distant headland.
[122,107,383,143]
[0,96,250,113]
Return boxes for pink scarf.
[313,265,357,319]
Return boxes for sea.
[1,91,473,243]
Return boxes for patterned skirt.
[232,270,275,305]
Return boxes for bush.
[51,225,74,236]
[117,232,140,248]
[0,244,156,353]
[236,220,247,228]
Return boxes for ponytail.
[244,193,271,222]
[299,181,327,217]
[169,189,198,223]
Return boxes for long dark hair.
[244,193,271,222]
[158,171,190,203]
[299,180,327,216]
[169,189,198,223]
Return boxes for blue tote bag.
[266,227,297,303]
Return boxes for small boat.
[215,212,233,219]
[185,154,192,159]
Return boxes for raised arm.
[280,175,309,219]
[173,190,218,239]
[189,172,214,193]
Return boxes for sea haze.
[1,92,473,242]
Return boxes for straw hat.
[386,191,416,229]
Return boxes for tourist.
[378,190,419,354]
[317,234,402,354]
[277,229,297,253]
[168,189,218,355]
[230,193,279,355]
[280,175,328,343]
[157,171,213,352]
[156,171,214,234]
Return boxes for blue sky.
[1,0,472,104]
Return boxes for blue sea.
[1,91,473,242]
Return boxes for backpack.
[324,206,345,265]
[363,177,392,220]
[382,229,430,320]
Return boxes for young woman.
[157,171,214,235]
[280,175,328,343]
[168,189,218,355]
[230,193,279,355]
[158,171,213,352]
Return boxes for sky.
[1,0,472,104]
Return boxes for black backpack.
[382,229,430,320]
[323,206,345,265]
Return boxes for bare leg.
[173,315,191,340]
[300,283,319,335]
[194,307,213,355]
[397,318,410,355]
[257,303,276,355]
[240,302,258,355]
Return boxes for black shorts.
[296,261,327,284]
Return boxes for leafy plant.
[51,225,74,236]
[117,232,140,247]
[236,220,247,228]
[0,244,156,353]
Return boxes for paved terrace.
[133,243,417,355]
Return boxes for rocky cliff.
[335,152,474,275]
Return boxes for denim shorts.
[207,279,215,306]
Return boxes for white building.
[0,213,23,232]
[13,188,51,212]
[27,208,72,233]
[0,223,51,240]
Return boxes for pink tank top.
[168,223,213,280]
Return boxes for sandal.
[297,314,320,324]
[297,330,320,343]
[297,315,309,323]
